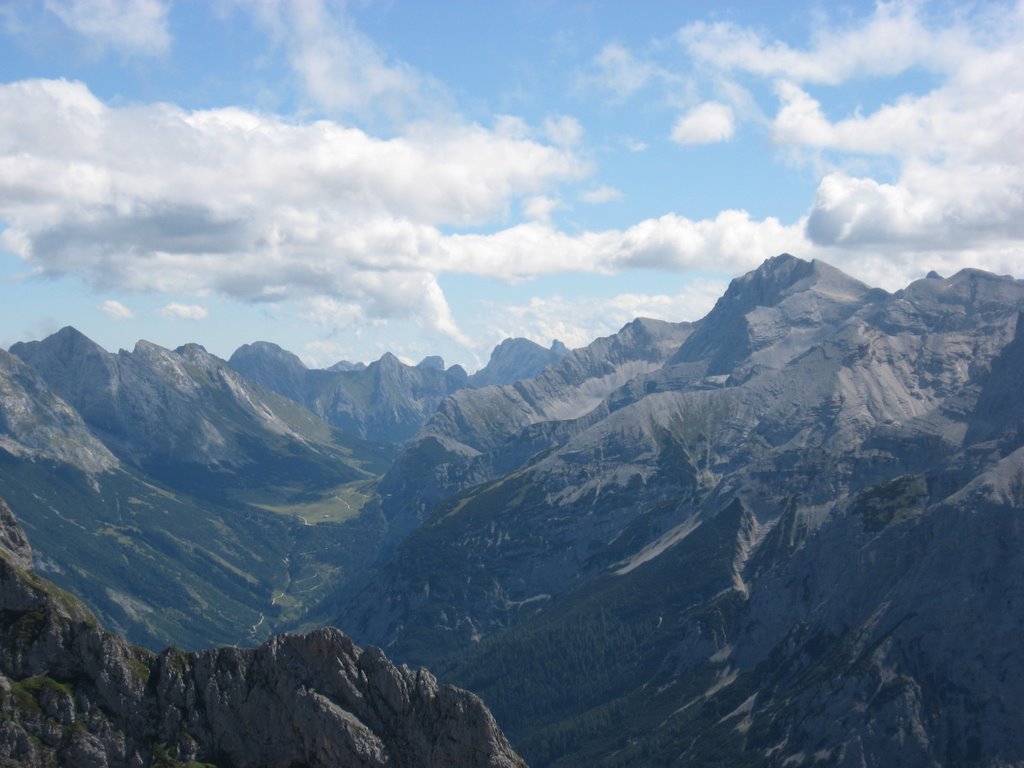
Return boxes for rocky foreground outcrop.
[0,498,525,767]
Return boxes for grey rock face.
[417,355,445,370]
[9,330,365,499]
[0,497,525,768]
[469,338,569,388]
[229,344,470,444]
[374,317,694,539]
[10,330,335,471]
[335,256,1024,766]
[0,499,32,571]
[228,340,309,403]
[0,346,117,475]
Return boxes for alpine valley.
[2,255,1024,767]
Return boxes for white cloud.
[670,2,1024,283]
[770,20,1024,259]
[482,279,727,351]
[242,0,439,120]
[522,196,563,224]
[100,299,133,319]
[678,3,974,85]
[544,115,583,147]
[302,339,359,370]
[806,165,1024,250]
[5,1,1024,359]
[0,79,588,343]
[444,210,810,280]
[585,43,657,102]
[159,303,207,320]
[581,185,623,205]
[671,101,735,144]
[299,296,366,329]
[44,0,171,56]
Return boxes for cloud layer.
[0,78,587,340]
[44,0,171,56]
[479,279,728,352]
[1,1,1023,365]
[669,1,1024,285]
[671,102,735,144]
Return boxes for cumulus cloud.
[522,196,563,224]
[773,16,1024,258]
[302,339,359,370]
[671,102,735,144]
[672,2,1024,280]
[44,0,171,56]
[481,279,727,351]
[544,115,583,147]
[584,43,658,102]
[581,185,623,205]
[678,3,974,85]
[299,296,367,329]
[241,0,436,119]
[159,302,207,320]
[0,78,589,342]
[100,299,133,320]
[444,210,809,281]
[0,78,811,342]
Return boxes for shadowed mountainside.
[329,256,1024,767]
[0,496,525,768]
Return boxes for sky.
[1,0,1022,371]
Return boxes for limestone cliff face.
[468,338,569,388]
[333,257,1024,766]
[228,343,470,444]
[0,497,525,768]
[0,347,117,475]
[9,329,343,474]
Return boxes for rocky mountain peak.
[875,268,1024,335]
[374,351,404,370]
[469,336,570,387]
[715,254,870,313]
[227,341,471,444]
[0,348,118,474]
[174,342,210,359]
[417,355,445,370]
[229,340,309,403]
[11,325,106,359]
[328,359,367,372]
[669,255,873,373]
[129,339,164,356]
[8,326,113,394]
[231,340,308,372]
[902,266,1023,311]
[618,316,684,346]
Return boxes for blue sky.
[1,1,1022,370]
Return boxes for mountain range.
[1,254,1023,766]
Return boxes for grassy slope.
[0,447,392,651]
